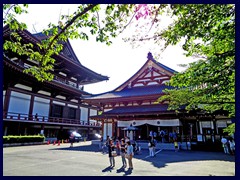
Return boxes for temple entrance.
[134,124,181,143]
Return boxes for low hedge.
[3,135,45,144]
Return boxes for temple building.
[83,52,232,148]
[3,25,108,139]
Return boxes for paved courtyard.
[3,141,235,176]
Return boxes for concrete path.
[3,141,235,176]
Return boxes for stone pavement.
[3,141,235,176]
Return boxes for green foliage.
[3,4,135,82]
[3,4,236,119]
[3,135,45,144]
[223,123,235,136]
[157,4,235,117]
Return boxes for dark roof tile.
[84,85,174,100]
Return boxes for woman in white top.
[229,138,235,155]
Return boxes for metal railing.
[3,112,101,127]
[53,75,83,90]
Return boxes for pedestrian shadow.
[123,168,133,176]
[135,149,235,169]
[102,166,113,173]
[116,167,132,176]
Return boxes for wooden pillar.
[112,119,114,138]
[87,108,90,139]
[212,116,217,143]
[146,124,149,139]
[76,107,80,122]
[18,122,20,135]
[49,99,53,117]
[196,117,200,134]
[3,89,11,117]
[61,102,68,119]
[28,95,34,120]
[24,127,27,135]
[101,119,105,139]
[116,121,120,139]
[4,127,8,136]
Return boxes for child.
[174,139,178,152]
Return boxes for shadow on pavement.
[137,149,235,169]
[116,167,133,176]
[102,166,114,173]
[50,143,100,153]
[49,144,235,170]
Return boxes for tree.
[124,4,235,134]
[3,4,235,134]
[154,5,235,116]
[3,4,136,81]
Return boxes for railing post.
[18,114,20,120]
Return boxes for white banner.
[118,119,182,127]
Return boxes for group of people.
[221,136,235,155]
[149,130,179,155]
[104,136,134,169]
[149,129,178,143]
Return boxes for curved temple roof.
[3,25,109,84]
[83,52,177,100]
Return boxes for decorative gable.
[116,52,177,91]
[130,61,171,88]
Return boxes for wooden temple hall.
[3,23,232,146]
[3,25,109,139]
[83,52,232,146]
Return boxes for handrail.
[4,54,83,91]
[3,111,101,127]
[53,75,83,90]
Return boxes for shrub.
[3,135,45,144]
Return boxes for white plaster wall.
[3,90,6,107]
[103,123,112,140]
[80,107,88,121]
[33,97,50,119]
[90,109,97,116]
[8,91,31,114]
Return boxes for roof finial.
[147,52,153,60]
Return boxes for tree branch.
[45,4,98,53]
[148,4,162,33]
[119,10,138,34]
[3,4,16,20]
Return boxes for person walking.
[228,137,235,155]
[153,138,157,156]
[120,139,127,168]
[103,135,110,154]
[174,139,179,152]
[108,139,116,167]
[148,140,154,157]
[173,130,178,142]
[160,130,165,143]
[221,136,229,154]
[116,139,121,155]
[69,132,74,147]
[126,141,134,169]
